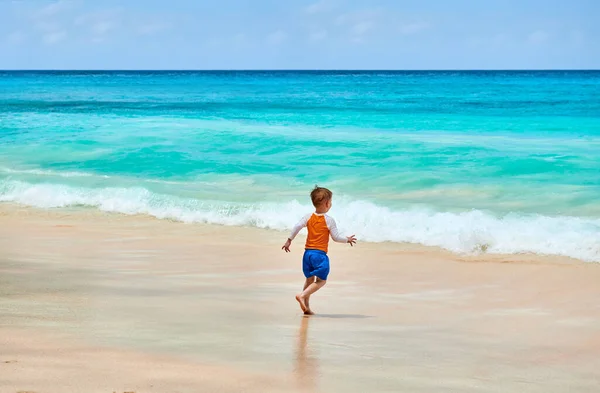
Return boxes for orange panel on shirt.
[305,214,330,253]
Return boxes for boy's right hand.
[282,239,292,252]
[347,235,357,246]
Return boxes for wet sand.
[1,204,600,392]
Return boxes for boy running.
[282,186,356,314]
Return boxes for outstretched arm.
[282,214,310,252]
[326,216,357,246]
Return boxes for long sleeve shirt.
[288,212,347,253]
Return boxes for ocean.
[1,70,599,261]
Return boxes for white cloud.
[137,22,169,36]
[334,8,381,43]
[24,0,77,44]
[34,20,61,33]
[43,30,66,44]
[34,19,67,45]
[35,0,71,19]
[352,20,373,35]
[231,33,254,49]
[305,1,324,14]
[352,21,372,35]
[334,13,347,26]
[91,21,113,35]
[267,30,287,45]
[400,22,430,35]
[74,13,94,26]
[335,8,381,26]
[305,1,335,15]
[6,31,26,45]
[8,1,174,47]
[528,30,549,45]
[74,9,122,43]
[75,10,119,26]
[309,29,328,42]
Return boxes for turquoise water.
[1,71,599,261]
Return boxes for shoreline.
[0,202,587,266]
[2,203,600,392]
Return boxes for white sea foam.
[1,179,599,262]
[0,167,110,179]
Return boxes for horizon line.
[1,68,599,72]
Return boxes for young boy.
[282,186,356,315]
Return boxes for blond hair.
[310,186,332,208]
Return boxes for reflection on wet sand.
[294,316,318,392]
[4,207,600,393]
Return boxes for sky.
[0,0,598,70]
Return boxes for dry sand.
[1,204,600,392]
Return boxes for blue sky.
[1,0,598,69]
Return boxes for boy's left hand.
[282,239,292,252]
[347,235,357,246]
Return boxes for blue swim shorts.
[302,249,330,281]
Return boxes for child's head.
[310,186,333,212]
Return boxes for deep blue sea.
[1,71,599,261]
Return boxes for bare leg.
[296,277,315,313]
[303,277,315,315]
[297,278,326,314]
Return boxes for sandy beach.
[1,204,600,393]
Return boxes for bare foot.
[304,309,315,315]
[295,294,307,312]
